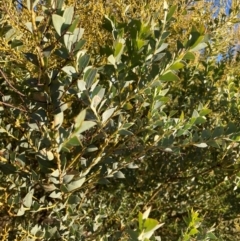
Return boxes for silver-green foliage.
[1,0,240,240]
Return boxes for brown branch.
[0,101,27,113]
[0,68,25,97]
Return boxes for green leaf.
[118,129,133,135]
[143,218,159,232]
[183,52,195,60]
[17,205,25,216]
[66,135,82,146]
[0,163,17,174]
[54,47,69,59]
[114,42,124,60]
[52,14,65,36]
[176,129,187,137]
[127,230,139,240]
[113,171,125,178]
[193,143,208,148]
[91,88,105,109]
[143,207,151,220]
[66,177,86,192]
[140,218,164,240]
[207,140,220,148]
[25,22,33,33]
[74,39,86,53]
[102,107,116,124]
[24,53,39,66]
[192,110,199,117]
[199,108,212,116]
[122,123,134,129]
[64,33,74,52]
[153,52,166,62]
[166,5,177,21]
[195,116,206,124]
[43,45,55,57]
[201,129,211,140]
[49,191,62,199]
[63,6,74,25]
[212,126,224,138]
[23,190,34,208]
[136,39,146,50]
[84,68,97,89]
[68,194,81,204]
[62,65,77,77]
[74,109,86,129]
[78,54,90,72]
[189,228,199,236]
[53,112,64,130]
[68,17,80,33]
[155,43,168,54]
[160,71,179,81]
[191,42,208,52]
[11,39,23,48]
[75,121,96,134]
[207,232,218,240]
[170,62,185,70]
[190,35,204,49]
[56,0,64,9]
[127,163,139,169]
[225,122,237,135]
[40,149,54,161]
[0,126,18,140]
[108,54,116,67]
[123,102,133,110]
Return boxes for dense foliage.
[0,0,240,240]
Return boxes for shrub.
[1,0,240,240]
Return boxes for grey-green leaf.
[53,111,64,129]
[23,189,34,208]
[113,171,125,179]
[84,68,98,89]
[66,177,86,192]
[102,107,116,124]
[74,109,86,129]
[63,6,74,25]
[52,14,65,36]
[75,121,96,134]
[193,143,208,148]
[78,54,90,72]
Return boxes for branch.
[0,68,25,97]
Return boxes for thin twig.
[0,101,27,113]
[0,68,25,97]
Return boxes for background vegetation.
[0,0,240,240]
